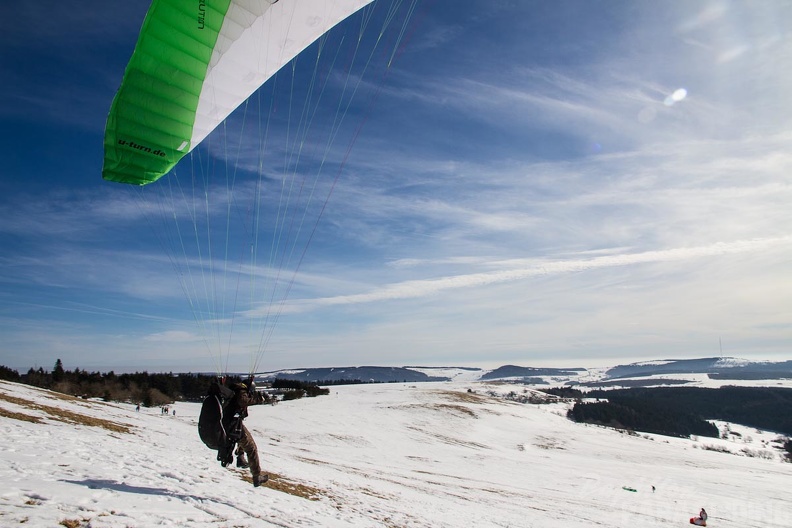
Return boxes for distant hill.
[708,360,792,380]
[480,365,585,380]
[258,366,448,383]
[255,357,792,386]
[604,358,792,380]
[604,358,725,379]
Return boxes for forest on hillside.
[568,399,719,438]
[567,386,792,438]
[1,361,222,405]
[0,361,332,405]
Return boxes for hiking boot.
[236,455,249,469]
[253,474,269,487]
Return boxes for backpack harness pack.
[198,380,243,467]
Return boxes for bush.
[305,385,330,397]
[51,381,80,396]
[282,390,305,401]
[740,448,776,460]
[142,388,171,407]
[699,444,731,453]
[273,378,329,398]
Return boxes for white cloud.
[144,331,203,343]
[287,236,792,311]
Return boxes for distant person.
[135,404,140,412]
[690,508,708,526]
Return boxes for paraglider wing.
[103,0,374,186]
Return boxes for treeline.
[568,386,792,439]
[588,387,792,436]
[313,379,371,386]
[540,387,584,399]
[2,360,223,406]
[0,365,21,382]
[295,379,408,386]
[568,400,719,438]
[272,378,330,399]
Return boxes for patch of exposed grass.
[45,407,132,434]
[407,425,489,449]
[0,390,132,434]
[360,486,398,501]
[436,390,492,405]
[43,391,82,402]
[533,435,566,450]
[52,392,112,409]
[239,470,325,501]
[431,403,477,417]
[0,406,43,424]
[59,519,85,528]
[268,473,325,500]
[0,391,28,407]
[295,456,328,466]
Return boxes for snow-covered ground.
[1,379,791,527]
[402,367,484,383]
[566,372,792,390]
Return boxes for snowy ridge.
[2,380,791,527]
[255,357,792,387]
[714,357,757,368]
[402,366,486,382]
[259,369,306,376]
[630,360,677,367]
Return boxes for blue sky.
[1,1,791,374]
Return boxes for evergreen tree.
[53,359,65,382]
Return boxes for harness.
[198,380,246,467]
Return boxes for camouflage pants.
[236,424,261,478]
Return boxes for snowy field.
[400,365,792,390]
[568,372,792,390]
[1,379,791,527]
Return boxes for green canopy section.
[103,0,374,186]
[103,0,232,185]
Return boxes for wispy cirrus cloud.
[269,236,792,313]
